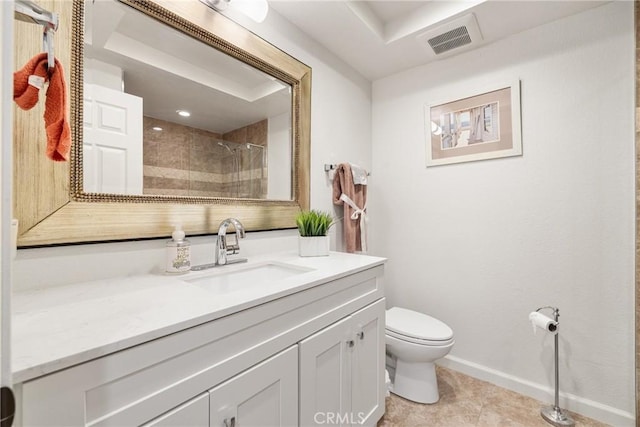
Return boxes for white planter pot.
[298,235,330,257]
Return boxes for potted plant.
[295,210,333,257]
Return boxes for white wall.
[233,9,373,251]
[13,8,372,282]
[84,58,123,91]
[267,112,291,200]
[370,2,635,425]
[229,9,373,204]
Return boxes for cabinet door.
[299,316,352,427]
[209,346,298,427]
[350,299,386,427]
[141,393,209,427]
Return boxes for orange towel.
[13,53,71,162]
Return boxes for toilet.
[385,307,454,404]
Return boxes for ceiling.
[268,0,610,81]
[81,0,611,132]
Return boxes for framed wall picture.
[425,80,522,167]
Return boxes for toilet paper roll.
[529,312,558,335]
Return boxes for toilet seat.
[385,328,454,346]
[386,307,453,343]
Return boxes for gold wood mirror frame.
[14,0,310,247]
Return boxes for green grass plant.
[295,210,334,237]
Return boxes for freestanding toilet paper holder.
[535,306,575,427]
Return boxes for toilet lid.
[386,307,453,341]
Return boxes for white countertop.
[12,251,385,383]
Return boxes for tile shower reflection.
[143,117,267,198]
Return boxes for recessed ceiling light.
[176,110,191,117]
[152,126,163,131]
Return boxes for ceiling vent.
[416,14,483,58]
[428,26,471,54]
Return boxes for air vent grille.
[427,26,472,55]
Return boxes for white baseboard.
[438,355,635,427]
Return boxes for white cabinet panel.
[142,393,208,427]
[299,317,352,427]
[209,345,298,427]
[350,300,386,426]
[299,299,385,427]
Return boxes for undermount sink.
[186,262,314,294]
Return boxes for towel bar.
[14,0,58,70]
[324,163,370,175]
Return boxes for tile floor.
[377,366,610,427]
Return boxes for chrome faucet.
[215,218,246,266]
[191,218,247,271]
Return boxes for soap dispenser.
[166,224,191,274]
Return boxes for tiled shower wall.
[142,117,267,198]
[222,120,268,199]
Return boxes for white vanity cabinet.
[208,345,298,427]
[142,345,299,427]
[299,299,386,427]
[15,261,385,427]
[142,393,209,427]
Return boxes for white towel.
[350,163,368,185]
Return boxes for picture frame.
[425,80,522,167]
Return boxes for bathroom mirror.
[13,0,311,246]
[83,0,293,200]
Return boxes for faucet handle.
[228,219,245,253]
[226,235,240,254]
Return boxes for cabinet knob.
[224,417,236,427]
[347,340,355,348]
[357,330,365,340]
